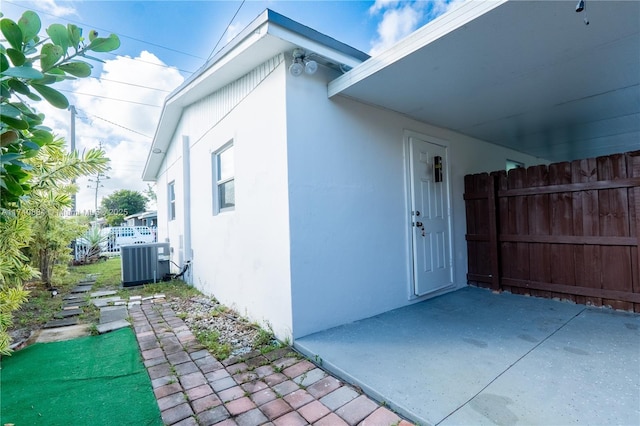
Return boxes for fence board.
[512,167,529,296]
[598,155,633,310]
[527,165,551,298]
[630,152,640,312]
[549,162,575,301]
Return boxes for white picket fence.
[73,227,157,262]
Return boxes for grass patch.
[119,279,202,300]
[254,327,275,348]
[67,257,122,288]
[195,329,232,360]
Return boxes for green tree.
[1,10,120,209]
[0,10,119,354]
[101,189,147,219]
[144,182,156,203]
[24,138,108,285]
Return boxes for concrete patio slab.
[295,287,640,426]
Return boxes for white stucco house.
[143,1,639,341]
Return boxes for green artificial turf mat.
[0,328,162,425]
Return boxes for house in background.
[124,210,158,228]
[143,1,639,340]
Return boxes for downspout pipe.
[182,135,193,284]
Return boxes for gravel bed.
[169,296,269,357]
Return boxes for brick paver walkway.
[130,300,413,426]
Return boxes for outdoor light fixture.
[575,0,589,25]
[289,48,318,77]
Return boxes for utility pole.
[87,141,110,223]
[69,105,77,215]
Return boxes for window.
[168,181,176,220]
[506,159,524,172]
[214,144,235,213]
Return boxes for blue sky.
[2,0,460,213]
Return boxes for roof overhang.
[330,0,640,162]
[143,9,368,181]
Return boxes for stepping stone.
[90,290,117,298]
[96,319,130,334]
[44,318,78,328]
[64,294,84,301]
[71,285,92,294]
[129,295,142,301]
[63,300,88,308]
[100,306,128,324]
[54,308,83,318]
[128,301,141,308]
[92,297,123,308]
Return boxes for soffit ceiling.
[331,0,640,162]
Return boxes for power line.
[103,52,195,75]
[57,88,162,108]
[4,0,204,61]
[79,111,153,138]
[206,0,246,61]
[89,76,171,93]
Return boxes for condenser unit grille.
[121,242,170,287]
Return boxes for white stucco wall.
[154,50,545,342]
[155,57,294,339]
[285,66,544,338]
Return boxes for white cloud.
[34,51,184,214]
[369,0,464,56]
[38,0,77,17]
[369,0,402,15]
[226,22,242,43]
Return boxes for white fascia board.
[328,0,508,97]
[268,24,364,69]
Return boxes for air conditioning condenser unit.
[121,242,170,287]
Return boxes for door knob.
[416,221,423,227]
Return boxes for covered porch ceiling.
[330,0,639,162]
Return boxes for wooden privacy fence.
[464,151,640,313]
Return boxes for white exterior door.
[409,136,454,296]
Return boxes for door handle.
[415,221,423,227]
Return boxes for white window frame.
[168,181,176,221]
[213,142,235,214]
